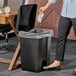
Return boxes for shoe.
[72,70,76,75]
[43,66,60,71]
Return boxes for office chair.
[0,24,12,50]
[0,0,25,50]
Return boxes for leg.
[53,16,72,64]
[71,18,76,36]
[71,18,76,75]
[43,16,72,70]
[55,17,72,61]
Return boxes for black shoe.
[72,70,76,75]
[43,66,60,71]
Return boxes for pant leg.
[55,16,72,61]
[71,18,76,36]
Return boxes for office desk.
[0,10,20,71]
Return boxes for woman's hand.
[39,6,47,13]
[39,2,52,13]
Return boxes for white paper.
[36,13,44,23]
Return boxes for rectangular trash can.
[19,28,53,72]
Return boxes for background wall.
[0,0,23,9]
[0,0,4,7]
[0,0,75,40]
[29,0,76,40]
[8,0,23,10]
[0,0,3,3]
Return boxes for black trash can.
[19,28,53,72]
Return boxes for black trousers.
[55,16,76,61]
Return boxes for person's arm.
[39,0,57,13]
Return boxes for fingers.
[39,7,45,13]
[39,7,43,13]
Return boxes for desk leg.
[8,20,20,40]
[8,42,20,71]
[8,19,20,71]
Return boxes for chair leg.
[0,32,8,49]
[4,32,8,49]
[0,32,15,50]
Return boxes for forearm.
[45,2,52,10]
[39,0,56,13]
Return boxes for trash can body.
[20,28,53,72]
